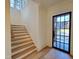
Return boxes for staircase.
[11,25,37,59]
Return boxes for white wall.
[20,0,41,51]
[46,0,73,55]
[38,6,48,50]
[10,8,23,25]
[5,0,11,59]
[10,0,73,54]
[10,0,48,51]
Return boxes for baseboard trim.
[37,46,50,52]
[70,54,73,58]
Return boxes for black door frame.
[52,12,72,54]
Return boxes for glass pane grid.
[10,0,25,10]
[60,43,64,49]
[64,44,69,51]
[57,42,60,48]
[54,42,56,47]
[53,13,70,53]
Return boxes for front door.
[53,12,71,53]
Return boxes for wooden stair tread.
[11,40,33,48]
[12,35,30,40]
[12,30,26,32]
[11,36,30,41]
[12,43,34,53]
[12,33,29,37]
[11,38,31,44]
[12,44,35,55]
[11,28,25,30]
[11,37,30,41]
[12,34,30,38]
[12,46,36,59]
[11,40,32,46]
[12,31,28,34]
[11,25,37,59]
[11,24,24,26]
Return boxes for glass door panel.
[53,12,71,53]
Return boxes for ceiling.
[32,0,72,8]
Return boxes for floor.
[24,47,72,59]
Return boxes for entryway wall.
[46,0,73,55]
[10,0,48,51]
[10,0,73,55]
[5,0,11,59]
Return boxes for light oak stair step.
[11,32,29,36]
[11,28,25,30]
[12,45,36,59]
[11,29,26,31]
[11,26,25,28]
[13,32,29,35]
[12,41,33,49]
[11,38,32,45]
[12,33,29,37]
[22,50,37,59]
[12,31,28,34]
[12,35,30,39]
[11,28,26,31]
[12,45,34,56]
[11,27,25,29]
[16,48,37,59]
[11,38,31,44]
[12,30,26,32]
[12,42,33,53]
[12,29,25,31]
[11,36,30,41]
[11,39,32,47]
[11,25,25,27]
[22,49,38,59]
[11,32,28,36]
[11,25,37,59]
[12,25,24,26]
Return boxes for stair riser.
[11,36,30,40]
[11,37,30,41]
[12,43,34,52]
[11,25,36,59]
[11,30,26,32]
[11,33,29,37]
[11,27,25,29]
[11,31,28,34]
[12,46,36,59]
[12,38,31,42]
[11,34,29,37]
[11,40,32,46]
[11,28,26,30]
[11,33,28,35]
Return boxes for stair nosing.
[12,34,29,37]
[12,35,30,39]
[12,34,27,37]
[12,44,35,56]
[13,33,28,35]
[16,48,37,59]
[12,31,26,32]
[11,38,31,44]
[12,31,27,33]
[12,41,33,49]
[11,37,30,41]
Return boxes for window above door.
[10,0,25,10]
